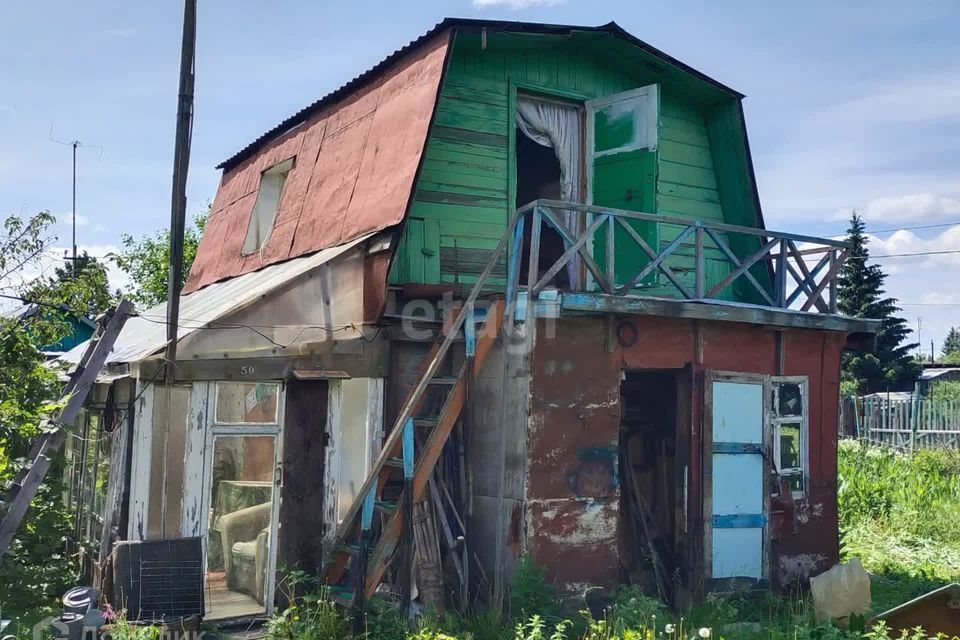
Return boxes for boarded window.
[147,385,190,539]
[243,158,294,254]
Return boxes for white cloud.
[865,194,960,223]
[472,0,563,8]
[818,71,960,129]
[1,243,130,297]
[830,193,960,223]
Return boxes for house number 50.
[239,365,256,376]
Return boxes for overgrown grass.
[838,440,960,612]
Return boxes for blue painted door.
[709,377,767,581]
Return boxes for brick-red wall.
[526,315,844,593]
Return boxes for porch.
[492,199,870,335]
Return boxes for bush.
[510,556,560,622]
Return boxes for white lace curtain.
[516,96,581,286]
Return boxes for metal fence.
[841,395,960,450]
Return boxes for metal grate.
[114,537,204,622]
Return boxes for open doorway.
[619,370,680,603]
[515,95,582,288]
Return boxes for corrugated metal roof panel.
[216,18,743,171]
[920,368,960,380]
[184,31,450,294]
[60,234,371,367]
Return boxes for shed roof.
[920,367,960,380]
[61,234,370,366]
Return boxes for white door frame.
[196,381,286,618]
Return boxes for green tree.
[942,327,960,359]
[111,209,207,309]
[837,212,919,393]
[929,380,960,401]
[941,351,960,365]
[0,211,78,616]
[23,251,116,348]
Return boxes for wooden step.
[374,500,397,515]
[428,376,458,386]
[413,418,438,429]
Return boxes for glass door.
[203,382,283,620]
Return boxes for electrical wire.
[867,220,960,235]
[0,292,385,349]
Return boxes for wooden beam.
[786,241,828,313]
[703,227,774,305]
[540,206,611,294]
[532,212,607,294]
[800,248,849,312]
[530,199,850,248]
[560,292,879,334]
[615,219,693,297]
[705,236,779,302]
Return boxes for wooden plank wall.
[654,95,735,299]
[391,31,764,304]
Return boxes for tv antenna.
[49,125,102,277]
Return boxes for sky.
[1,1,959,353]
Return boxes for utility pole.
[71,141,77,276]
[160,0,197,537]
[164,0,197,373]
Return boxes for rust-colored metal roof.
[188,18,747,293]
[184,30,451,293]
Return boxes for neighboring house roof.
[862,391,915,402]
[62,234,370,366]
[920,367,960,380]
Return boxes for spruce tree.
[837,212,919,393]
[942,327,960,358]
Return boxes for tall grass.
[838,440,960,609]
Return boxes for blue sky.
[2,1,959,352]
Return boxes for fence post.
[910,397,917,453]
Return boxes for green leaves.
[110,208,207,310]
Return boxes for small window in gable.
[243,157,294,254]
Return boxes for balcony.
[477,200,877,335]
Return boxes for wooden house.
[65,18,878,619]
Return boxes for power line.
[0,292,384,349]
[868,220,960,235]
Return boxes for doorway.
[619,370,680,602]
[202,382,283,620]
[515,94,582,288]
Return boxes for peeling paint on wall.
[779,553,828,582]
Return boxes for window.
[215,382,281,424]
[243,157,293,254]
[770,377,807,496]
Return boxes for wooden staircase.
[324,298,503,606]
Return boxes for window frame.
[242,157,295,255]
[769,375,808,499]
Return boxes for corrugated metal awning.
[920,368,960,380]
[60,234,371,367]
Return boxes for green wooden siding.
[389,30,770,304]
